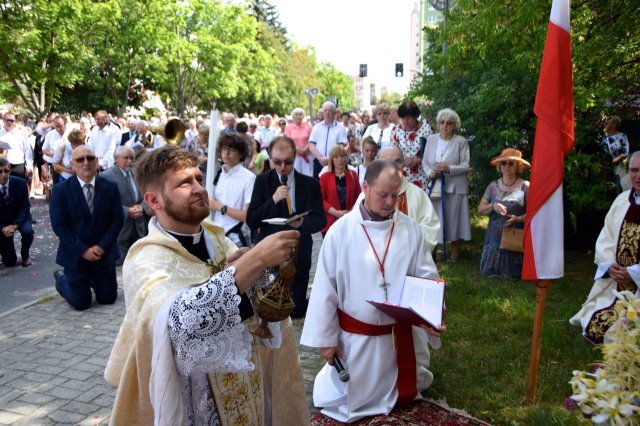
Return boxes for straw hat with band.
[490,148,531,170]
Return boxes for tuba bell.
[164,118,187,146]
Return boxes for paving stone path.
[0,235,325,425]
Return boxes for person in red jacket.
[320,146,361,235]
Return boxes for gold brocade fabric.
[586,304,620,344]
[106,218,264,425]
[616,221,640,266]
[209,338,264,426]
[586,197,640,343]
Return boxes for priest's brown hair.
[135,145,198,193]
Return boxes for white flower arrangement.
[569,290,640,425]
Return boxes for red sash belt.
[337,309,417,404]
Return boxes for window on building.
[428,15,437,24]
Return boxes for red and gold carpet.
[310,399,492,425]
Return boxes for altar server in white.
[301,159,445,423]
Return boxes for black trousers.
[291,234,312,317]
[0,221,34,266]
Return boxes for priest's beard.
[163,195,210,228]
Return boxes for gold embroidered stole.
[586,192,640,343]
[206,234,264,425]
[208,337,264,426]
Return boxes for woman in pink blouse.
[285,107,314,177]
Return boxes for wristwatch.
[220,205,228,215]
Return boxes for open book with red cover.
[367,276,445,329]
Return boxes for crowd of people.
[1,102,636,423]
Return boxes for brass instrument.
[164,118,187,146]
[249,249,297,338]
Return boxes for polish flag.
[522,0,574,281]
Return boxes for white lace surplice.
[158,267,281,425]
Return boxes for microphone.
[333,354,350,382]
[280,174,288,186]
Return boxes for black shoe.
[53,270,64,294]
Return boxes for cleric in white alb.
[570,151,640,343]
[300,159,445,423]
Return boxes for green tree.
[249,0,288,48]
[0,0,95,118]
[316,62,355,111]
[83,0,177,115]
[412,0,639,217]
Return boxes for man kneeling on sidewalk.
[49,146,124,310]
[0,158,34,268]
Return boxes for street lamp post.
[305,88,319,119]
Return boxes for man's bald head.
[379,147,405,168]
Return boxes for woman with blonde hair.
[362,103,396,150]
[285,107,313,176]
[477,148,530,279]
[319,145,361,235]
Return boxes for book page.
[400,276,444,327]
[262,210,311,225]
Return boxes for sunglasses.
[501,161,515,167]
[74,155,97,164]
[0,169,10,174]
[272,159,294,166]
[4,118,15,123]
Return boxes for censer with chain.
[248,248,297,338]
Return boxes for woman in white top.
[209,133,256,248]
[362,103,396,150]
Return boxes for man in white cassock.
[570,151,640,343]
[300,159,445,423]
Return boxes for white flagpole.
[206,110,220,215]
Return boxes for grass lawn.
[423,216,598,425]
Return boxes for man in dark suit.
[120,117,137,146]
[247,136,326,318]
[49,145,124,311]
[101,146,150,264]
[0,158,34,267]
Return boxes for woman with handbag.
[477,148,530,279]
[320,145,361,236]
[422,108,470,260]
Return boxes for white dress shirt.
[0,129,33,169]
[88,126,118,169]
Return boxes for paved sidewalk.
[0,236,325,425]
